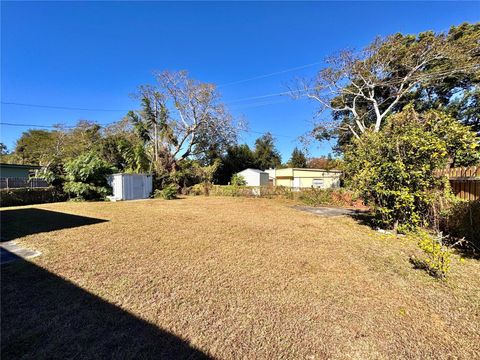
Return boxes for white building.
[108,173,153,201]
[265,168,342,189]
[237,168,269,187]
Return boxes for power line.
[242,129,296,139]
[229,98,292,110]
[225,90,293,104]
[0,122,115,129]
[218,60,323,87]
[4,64,475,116]
[1,101,129,112]
[0,122,75,129]
[0,121,297,140]
[1,92,297,111]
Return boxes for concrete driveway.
[1,241,41,265]
[293,205,367,217]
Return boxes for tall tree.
[100,118,149,173]
[307,154,344,170]
[291,23,480,151]
[288,147,307,168]
[129,71,244,173]
[253,132,282,170]
[62,120,102,159]
[14,129,58,165]
[215,144,256,184]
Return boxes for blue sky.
[1,1,479,161]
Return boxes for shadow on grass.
[349,211,480,260]
[348,211,380,229]
[1,252,211,359]
[0,208,108,242]
[450,241,480,260]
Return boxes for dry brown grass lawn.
[2,196,480,359]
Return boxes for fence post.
[6,178,8,189]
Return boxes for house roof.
[0,163,41,169]
[268,167,342,173]
[239,168,268,174]
[291,167,342,173]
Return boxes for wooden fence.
[436,167,480,201]
[0,177,49,189]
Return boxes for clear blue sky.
[2,1,479,161]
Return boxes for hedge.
[187,184,365,208]
[0,187,67,207]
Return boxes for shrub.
[258,186,294,199]
[440,199,480,253]
[410,230,453,280]
[187,183,206,196]
[210,185,246,197]
[0,187,67,207]
[63,151,116,200]
[154,184,178,200]
[230,174,246,186]
[299,188,364,208]
[188,184,367,206]
[204,185,294,198]
[344,106,479,231]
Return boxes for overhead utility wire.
[217,60,323,87]
[0,121,297,139]
[1,102,129,112]
[0,122,76,129]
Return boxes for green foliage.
[307,154,344,170]
[190,184,295,200]
[209,185,246,197]
[410,230,452,280]
[440,199,480,253]
[344,106,479,231]
[0,187,67,207]
[216,144,256,184]
[299,188,363,208]
[309,23,480,152]
[167,159,221,194]
[154,184,177,200]
[9,120,105,173]
[100,135,149,173]
[215,133,283,184]
[288,147,308,168]
[63,121,103,159]
[63,151,116,200]
[230,174,246,186]
[14,129,59,165]
[254,132,282,170]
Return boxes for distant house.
[0,163,40,178]
[0,163,46,189]
[237,168,269,187]
[265,168,341,189]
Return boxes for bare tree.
[130,71,245,172]
[291,31,479,140]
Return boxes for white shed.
[237,168,269,186]
[108,173,153,201]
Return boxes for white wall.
[237,169,269,187]
[108,174,152,201]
